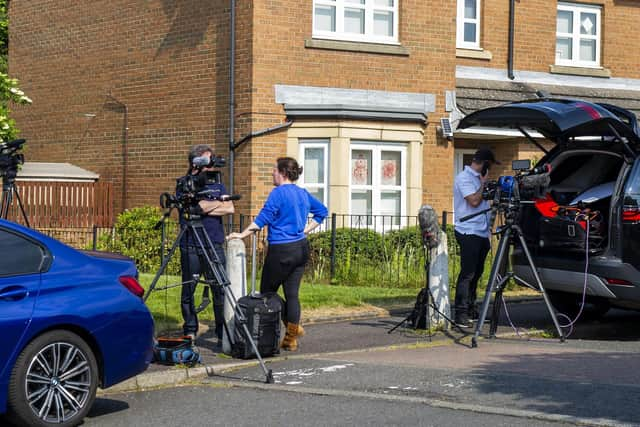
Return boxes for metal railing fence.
[31,212,496,290]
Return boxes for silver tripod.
[468,204,565,348]
[146,207,274,383]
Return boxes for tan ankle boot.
[283,322,305,337]
[281,322,301,351]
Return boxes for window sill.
[549,65,611,78]
[456,48,492,60]
[305,38,410,56]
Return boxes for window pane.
[580,39,596,61]
[381,191,401,225]
[374,11,393,37]
[464,0,477,19]
[556,37,572,60]
[375,0,394,6]
[464,23,477,43]
[308,187,325,203]
[580,13,596,35]
[381,151,401,185]
[351,190,372,216]
[304,147,324,184]
[345,8,365,34]
[557,10,573,34]
[315,5,336,32]
[345,0,365,3]
[352,150,371,185]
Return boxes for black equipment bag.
[408,288,428,330]
[231,292,282,359]
[539,214,604,252]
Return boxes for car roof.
[457,98,640,149]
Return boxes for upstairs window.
[313,0,399,44]
[457,0,481,49]
[556,2,601,68]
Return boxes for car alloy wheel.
[9,330,98,427]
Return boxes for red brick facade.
[8,1,640,220]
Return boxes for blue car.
[0,219,155,427]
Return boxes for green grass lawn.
[140,273,419,333]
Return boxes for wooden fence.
[6,181,114,228]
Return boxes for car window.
[0,228,45,276]
[625,162,640,196]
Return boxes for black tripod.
[469,204,565,348]
[0,139,29,226]
[388,244,458,335]
[145,208,274,383]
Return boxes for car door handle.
[0,286,29,301]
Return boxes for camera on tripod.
[481,159,548,204]
[0,139,26,186]
[159,154,227,212]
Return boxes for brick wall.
[9,0,235,213]
[241,0,457,215]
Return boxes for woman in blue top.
[227,157,327,351]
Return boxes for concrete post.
[222,239,246,354]
[428,230,450,329]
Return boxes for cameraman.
[453,148,499,327]
[178,144,234,342]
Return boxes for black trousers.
[180,243,226,337]
[260,238,310,324]
[454,231,490,319]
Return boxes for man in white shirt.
[453,148,499,327]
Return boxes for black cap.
[473,148,501,165]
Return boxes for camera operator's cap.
[473,148,501,164]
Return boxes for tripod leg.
[13,186,30,228]
[190,224,274,383]
[472,227,511,348]
[143,227,186,302]
[1,189,12,219]
[489,287,504,338]
[514,227,565,342]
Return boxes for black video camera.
[0,139,26,189]
[481,159,549,203]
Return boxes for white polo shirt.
[454,166,490,238]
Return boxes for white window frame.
[457,0,481,49]
[349,141,407,230]
[555,2,601,68]
[452,148,476,220]
[298,139,330,208]
[313,0,399,45]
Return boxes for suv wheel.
[8,330,99,427]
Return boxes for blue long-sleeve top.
[254,184,328,244]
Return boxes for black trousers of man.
[180,243,226,339]
[454,231,490,324]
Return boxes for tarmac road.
[82,300,640,427]
[86,384,567,427]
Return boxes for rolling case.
[231,234,283,359]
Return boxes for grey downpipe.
[508,0,515,80]
[229,0,236,194]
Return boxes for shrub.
[94,206,180,274]
[307,227,386,265]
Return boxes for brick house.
[8,1,640,225]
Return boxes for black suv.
[459,99,640,316]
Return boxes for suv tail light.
[622,207,640,223]
[119,276,145,298]
[605,278,634,286]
